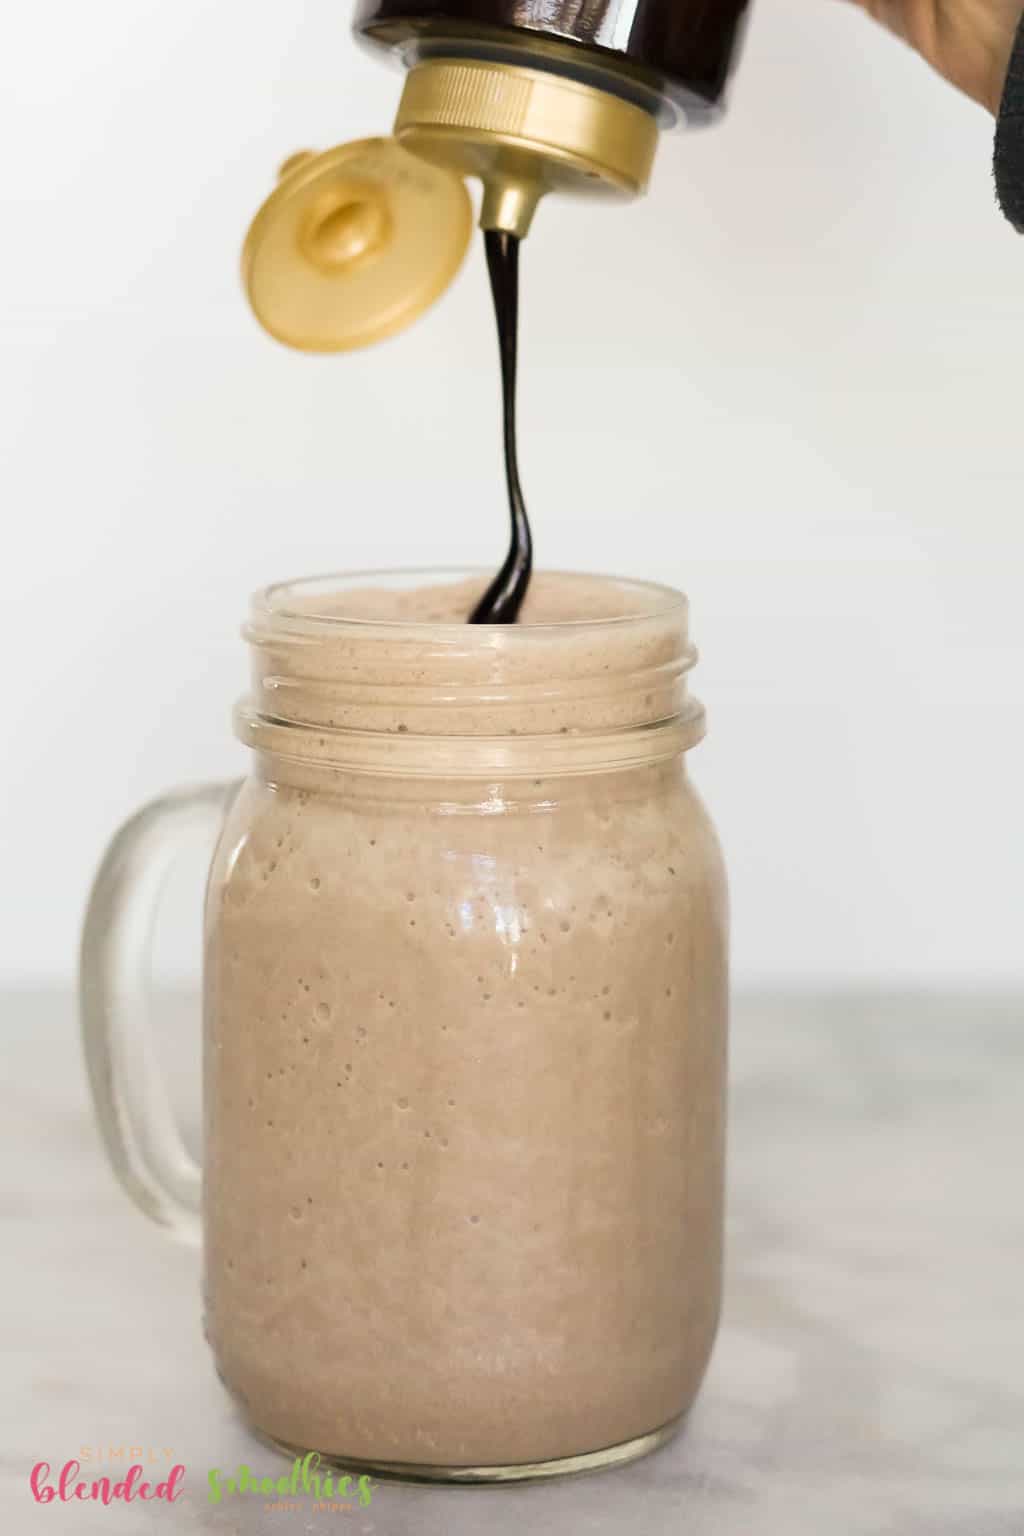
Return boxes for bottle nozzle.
[478,175,545,240]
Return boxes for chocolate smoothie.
[202,570,728,1472]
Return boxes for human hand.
[851,0,1022,111]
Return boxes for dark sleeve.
[995,11,1024,229]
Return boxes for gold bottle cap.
[242,138,473,352]
[395,59,659,239]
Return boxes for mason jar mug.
[80,568,729,1482]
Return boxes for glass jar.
[81,568,728,1483]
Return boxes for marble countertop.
[4,989,1022,1535]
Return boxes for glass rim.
[252,567,688,635]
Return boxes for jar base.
[251,1413,684,1485]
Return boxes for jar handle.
[79,781,239,1246]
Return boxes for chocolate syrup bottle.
[356,0,752,121]
[245,0,754,350]
[355,0,753,235]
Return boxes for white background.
[2,0,1022,988]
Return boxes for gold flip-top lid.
[242,137,472,352]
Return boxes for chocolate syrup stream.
[469,230,533,624]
